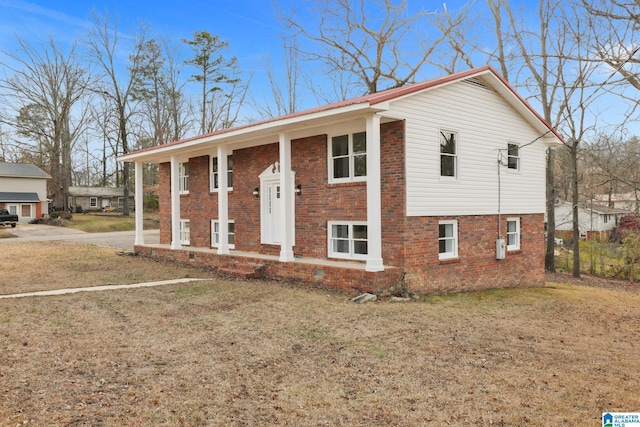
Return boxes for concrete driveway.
[0,224,159,251]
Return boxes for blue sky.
[0,0,285,78]
[0,0,636,137]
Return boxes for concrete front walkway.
[0,278,206,299]
[0,224,159,251]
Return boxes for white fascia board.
[118,102,386,163]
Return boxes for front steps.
[217,262,264,279]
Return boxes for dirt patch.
[1,243,638,425]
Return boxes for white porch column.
[217,145,230,255]
[170,155,182,250]
[134,161,144,246]
[279,132,295,262]
[366,114,384,272]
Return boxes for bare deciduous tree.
[0,37,89,210]
[281,0,468,97]
[85,12,148,216]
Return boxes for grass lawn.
[1,241,639,425]
[63,211,159,233]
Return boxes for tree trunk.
[571,144,580,278]
[545,148,556,272]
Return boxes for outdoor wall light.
[295,184,302,196]
[252,187,260,197]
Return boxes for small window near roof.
[440,130,457,178]
[507,143,519,170]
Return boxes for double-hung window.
[179,219,190,245]
[507,217,520,251]
[438,220,458,260]
[211,154,233,191]
[179,162,189,194]
[440,130,457,178]
[330,131,366,182]
[328,221,368,260]
[507,143,520,170]
[211,220,235,249]
[90,197,97,208]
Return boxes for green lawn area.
[64,211,159,233]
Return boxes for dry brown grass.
[1,241,639,426]
[0,241,208,295]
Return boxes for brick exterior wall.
[153,120,544,295]
[403,213,545,294]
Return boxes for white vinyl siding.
[392,79,547,216]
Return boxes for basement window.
[438,220,458,260]
[507,217,520,251]
[328,221,368,260]
[179,219,190,245]
[211,220,235,249]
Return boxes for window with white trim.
[90,197,97,208]
[438,220,458,260]
[329,131,366,182]
[179,219,190,245]
[211,220,235,249]
[179,162,189,194]
[210,154,233,191]
[328,221,368,260]
[507,217,520,251]
[440,130,457,178]
[507,143,520,170]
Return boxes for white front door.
[259,163,295,246]
[265,180,281,244]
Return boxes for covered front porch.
[134,243,403,295]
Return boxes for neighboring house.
[0,162,51,223]
[593,191,640,214]
[119,66,562,295]
[68,186,134,212]
[555,200,628,239]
